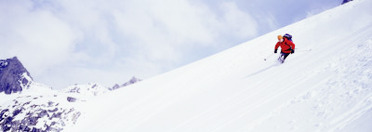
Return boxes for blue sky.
[0,0,341,89]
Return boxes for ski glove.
[291,49,295,54]
[274,49,277,53]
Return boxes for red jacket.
[275,38,295,53]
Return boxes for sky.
[0,0,341,89]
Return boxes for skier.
[274,34,295,63]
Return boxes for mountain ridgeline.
[0,57,32,94]
[0,56,142,131]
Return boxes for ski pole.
[264,53,275,61]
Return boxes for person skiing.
[274,34,295,63]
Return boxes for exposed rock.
[111,84,120,90]
[110,76,142,90]
[67,97,77,102]
[0,57,33,94]
[0,95,81,132]
[342,0,353,4]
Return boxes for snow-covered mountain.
[64,83,110,97]
[65,0,372,131]
[0,81,83,131]
[64,77,142,98]
[0,57,141,131]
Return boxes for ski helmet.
[277,35,283,40]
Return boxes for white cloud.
[0,0,261,88]
[111,0,259,62]
[0,0,77,76]
[112,0,218,61]
[0,0,338,88]
[219,2,258,39]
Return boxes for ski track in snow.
[66,0,372,131]
[251,32,372,131]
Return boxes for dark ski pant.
[279,52,290,63]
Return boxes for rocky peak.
[125,76,141,86]
[110,76,142,90]
[342,0,353,4]
[0,57,33,94]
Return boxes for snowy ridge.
[64,83,110,97]
[0,76,142,131]
[110,76,142,90]
[67,0,372,131]
[0,83,81,131]
[64,76,142,98]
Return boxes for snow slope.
[69,0,372,131]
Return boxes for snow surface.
[0,82,82,131]
[67,0,372,131]
[0,60,8,68]
[19,72,32,89]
